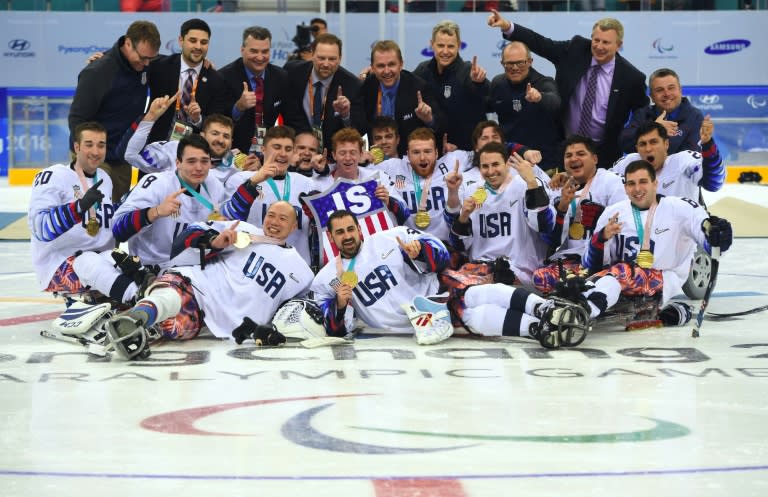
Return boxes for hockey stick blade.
[706,304,768,320]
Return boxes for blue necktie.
[312,81,323,126]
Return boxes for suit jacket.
[505,24,648,168]
[218,59,291,153]
[282,60,367,154]
[146,53,231,144]
[360,69,445,157]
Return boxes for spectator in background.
[619,68,703,155]
[68,20,161,202]
[413,20,489,153]
[488,41,562,170]
[488,10,647,168]
[120,0,168,11]
[310,18,328,39]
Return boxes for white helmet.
[272,299,326,341]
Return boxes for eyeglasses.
[131,42,159,64]
[501,59,529,69]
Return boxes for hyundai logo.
[704,39,750,55]
[698,95,720,105]
[8,39,31,51]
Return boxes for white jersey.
[587,196,708,304]
[311,226,442,333]
[114,171,229,268]
[442,149,475,173]
[612,150,704,200]
[124,121,179,174]
[453,172,548,287]
[529,168,626,260]
[223,170,317,265]
[370,157,456,240]
[176,222,313,338]
[29,164,116,290]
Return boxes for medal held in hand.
[369,146,385,164]
[414,210,431,229]
[340,271,358,288]
[636,250,654,269]
[471,187,487,205]
[207,209,226,221]
[234,231,251,249]
[86,217,100,237]
[233,153,248,170]
[569,222,585,240]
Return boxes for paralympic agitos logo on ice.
[704,39,750,55]
[140,393,691,453]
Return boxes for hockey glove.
[705,216,733,253]
[77,179,104,214]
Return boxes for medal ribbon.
[484,172,513,197]
[241,233,284,246]
[410,168,434,212]
[631,201,658,253]
[568,173,596,223]
[335,254,357,276]
[75,165,99,220]
[266,175,291,201]
[176,173,215,212]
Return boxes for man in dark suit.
[488,10,647,168]
[218,26,291,156]
[282,33,366,155]
[360,40,445,158]
[146,19,230,145]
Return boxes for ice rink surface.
[1,181,767,496]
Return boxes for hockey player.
[530,135,627,293]
[30,122,146,303]
[312,210,587,346]
[611,119,725,200]
[105,201,314,359]
[581,160,732,322]
[445,141,550,287]
[112,134,233,269]
[214,126,319,266]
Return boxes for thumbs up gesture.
[655,109,679,137]
[236,81,257,112]
[414,90,433,124]
[332,85,351,119]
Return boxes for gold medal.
[636,250,654,269]
[568,222,585,240]
[470,187,487,205]
[233,231,251,249]
[414,210,431,229]
[86,217,100,237]
[340,271,358,288]
[369,146,385,165]
[207,210,226,221]
[233,153,248,170]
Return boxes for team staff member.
[68,20,161,201]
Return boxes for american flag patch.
[329,277,341,291]
[395,175,407,190]
[415,313,433,327]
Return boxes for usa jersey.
[113,171,229,268]
[29,164,116,289]
[370,157,455,239]
[584,196,709,304]
[175,222,313,338]
[451,172,548,287]
[124,121,178,174]
[612,146,725,200]
[528,168,626,260]
[311,226,447,333]
[222,170,317,265]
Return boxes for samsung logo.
[704,39,750,55]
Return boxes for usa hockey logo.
[394,175,406,189]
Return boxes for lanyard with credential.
[176,173,214,212]
[266,175,291,201]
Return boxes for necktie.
[181,68,195,107]
[381,88,395,117]
[253,76,264,126]
[312,81,324,126]
[577,65,599,137]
